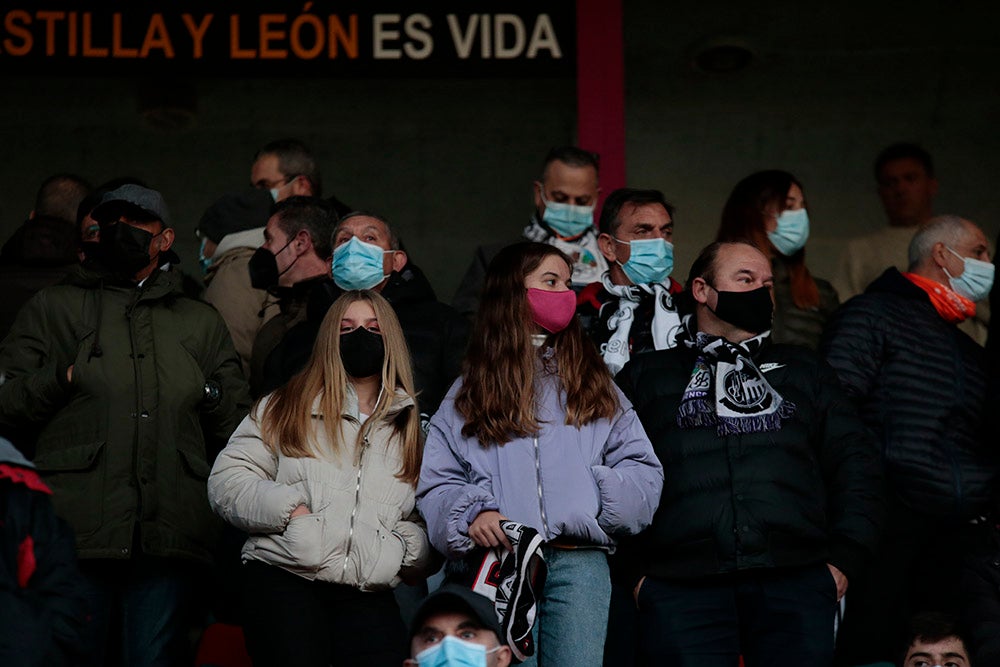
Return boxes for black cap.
[91,184,171,227]
[410,584,501,640]
[198,189,274,244]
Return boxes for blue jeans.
[520,547,611,667]
[78,557,199,667]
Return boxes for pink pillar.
[576,0,626,216]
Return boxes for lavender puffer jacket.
[416,373,663,558]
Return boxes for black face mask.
[708,285,774,334]
[98,222,158,278]
[340,327,385,379]
[248,239,296,291]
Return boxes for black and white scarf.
[676,315,795,435]
[600,273,682,375]
[522,215,606,286]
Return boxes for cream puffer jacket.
[207,386,432,591]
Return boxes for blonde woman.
[208,290,432,667]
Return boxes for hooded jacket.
[207,387,433,590]
[0,264,249,563]
[821,267,996,520]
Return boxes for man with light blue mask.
[822,215,996,666]
[577,188,683,376]
[452,146,606,318]
[406,584,512,667]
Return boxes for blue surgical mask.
[540,189,595,238]
[767,208,810,256]
[332,236,392,290]
[944,246,994,302]
[198,237,213,274]
[415,635,499,667]
[614,237,673,285]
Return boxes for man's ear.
[291,176,314,197]
[295,229,315,256]
[597,233,618,264]
[533,180,545,211]
[930,240,949,269]
[157,228,175,253]
[391,249,408,273]
[496,645,514,667]
[691,276,711,305]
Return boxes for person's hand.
[66,365,73,383]
[633,576,646,606]
[468,510,511,551]
[290,504,310,519]
[827,563,848,601]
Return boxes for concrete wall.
[1,1,998,300]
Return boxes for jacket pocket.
[359,521,405,590]
[252,513,326,577]
[33,440,105,536]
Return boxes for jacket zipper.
[342,419,373,578]
[532,436,550,537]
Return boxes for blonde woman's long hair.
[258,290,423,484]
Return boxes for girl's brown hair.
[718,170,820,309]
[257,290,423,484]
[455,242,618,445]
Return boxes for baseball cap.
[91,184,171,227]
[410,584,501,640]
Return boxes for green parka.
[0,265,250,563]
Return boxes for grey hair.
[332,211,400,250]
[907,215,971,270]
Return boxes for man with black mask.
[0,184,249,666]
[246,196,336,398]
[613,240,883,667]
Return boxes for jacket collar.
[309,383,415,419]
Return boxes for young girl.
[417,242,663,666]
[208,290,432,667]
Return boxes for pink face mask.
[526,288,577,333]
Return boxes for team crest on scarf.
[720,359,773,414]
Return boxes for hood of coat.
[63,262,183,301]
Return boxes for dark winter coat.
[821,268,997,520]
[616,341,884,584]
[0,264,250,563]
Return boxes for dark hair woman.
[717,170,840,349]
[416,242,663,666]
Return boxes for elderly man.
[0,184,248,666]
[452,146,605,317]
[263,211,468,420]
[616,240,883,666]
[577,187,682,375]
[822,215,996,666]
[405,584,513,667]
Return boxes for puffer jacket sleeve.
[392,509,438,579]
[812,357,885,581]
[207,405,308,534]
[590,390,664,537]
[416,415,499,559]
[819,297,885,403]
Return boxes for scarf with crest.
[676,315,795,435]
[600,272,682,375]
